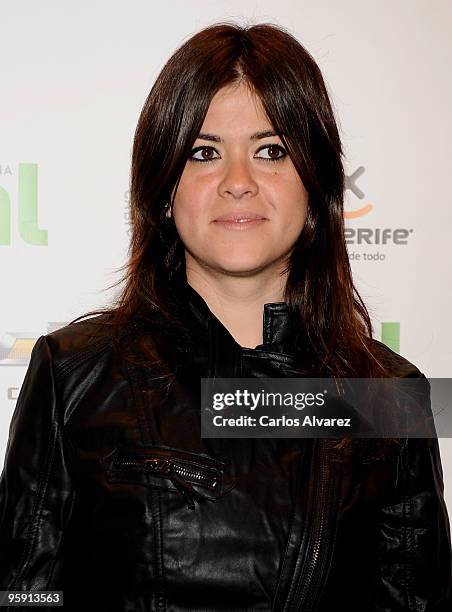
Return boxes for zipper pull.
[169,470,208,510]
[144,457,198,509]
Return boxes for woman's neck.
[185,265,287,349]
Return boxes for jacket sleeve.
[374,375,452,611]
[0,335,76,593]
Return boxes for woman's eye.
[188,143,287,163]
[189,146,220,163]
[255,144,287,162]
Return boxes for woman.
[0,21,451,612]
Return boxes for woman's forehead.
[199,84,274,135]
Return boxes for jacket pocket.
[101,445,236,508]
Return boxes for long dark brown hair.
[73,21,393,387]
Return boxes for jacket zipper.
[286,440,339,612]
[115,456,220,490]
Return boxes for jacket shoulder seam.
[52,336,114,383]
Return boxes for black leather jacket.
[1,277,451,611]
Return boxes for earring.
[161,202,174,228]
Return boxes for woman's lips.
[213,212,267,230]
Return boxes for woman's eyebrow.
[196,130,282,143]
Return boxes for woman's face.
[171,82,308,278]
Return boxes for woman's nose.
[218,157,259,199]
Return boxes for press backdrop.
[1,0,451,513]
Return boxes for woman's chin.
[211,258,274,276]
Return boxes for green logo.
[0,163,48,246]
[381,322,400,353]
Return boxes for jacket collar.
[170,267,299,356]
